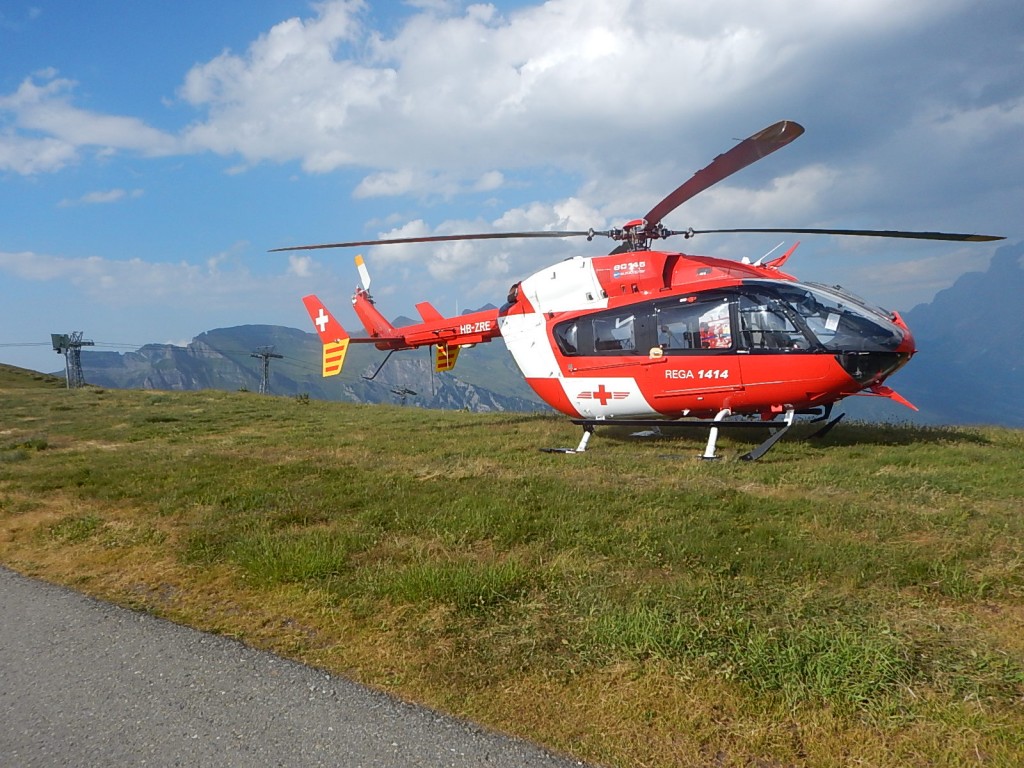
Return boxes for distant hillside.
[76,324,548,414]
[0,364,65,390]
[31,243,1024,426]
[874,241,1024,427]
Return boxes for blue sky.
[2,0,1022,373]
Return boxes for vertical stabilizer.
[302,294,350,377]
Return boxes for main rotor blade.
[270,230,594,252]
[644,120,804,230]
[683,227,1005,242]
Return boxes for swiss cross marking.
[315,308,329,333]
[592,384,613,405]
[577,384,628,405]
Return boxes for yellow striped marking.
[322,339,349,377]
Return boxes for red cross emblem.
[577,384,628,405]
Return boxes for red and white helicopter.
[276,120,1002,460]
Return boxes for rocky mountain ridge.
[57,241,1024,426]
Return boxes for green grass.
[2,369,1023,766]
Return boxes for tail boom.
[305,255,502,377]
[352,287,500,360]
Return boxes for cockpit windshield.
[746,280,905,352]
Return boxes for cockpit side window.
[553,307,644,356]
[737,293,813,351]
[774,285,843,346]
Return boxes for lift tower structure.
[51,332,94,389]
[250,345,283,394]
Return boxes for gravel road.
[0,566,591,767]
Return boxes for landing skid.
[540,425,594,454]
[737,409,795,461]
[553,408,818,461]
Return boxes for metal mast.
[250,346,283,394]
[50,332,94,389]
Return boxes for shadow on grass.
[578,418,992,452]
[439,411,562,430]
[811,420,991,448]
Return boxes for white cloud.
[364,219,434,264]
[686,164,846,228]
[494,196,605,231]
[847,247,990,309]
[0,71,178,173]
[354,169,428,198]
[353,168,508,199]
[58,188,144,207]
[167,0,973,182]
[0,130,77,174]
[922,99,1024,144]
[4,0,1019,216]
[287,253,314,277]
[335,194,612,304]
[474,171,504,192]
[2,0,1020,298]
[0,249,310,308]
[178,1,393,171]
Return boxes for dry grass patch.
[2,378,1023,767]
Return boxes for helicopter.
[275,120,1003,460]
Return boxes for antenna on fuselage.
[745,241,785,266]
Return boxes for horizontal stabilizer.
[416,301,445,322]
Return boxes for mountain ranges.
[69,242,1023,427]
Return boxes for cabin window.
[592,312,637,352]
[554,321,579,354]
[554,298,739,357]
[554,306,651,356]
[655,297,733,352]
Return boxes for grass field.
[2,363,1022,767]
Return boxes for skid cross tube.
[569,409,799,461]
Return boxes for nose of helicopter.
[893,310,917,358]
[833,309,916,386]
[868,312,917,383]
